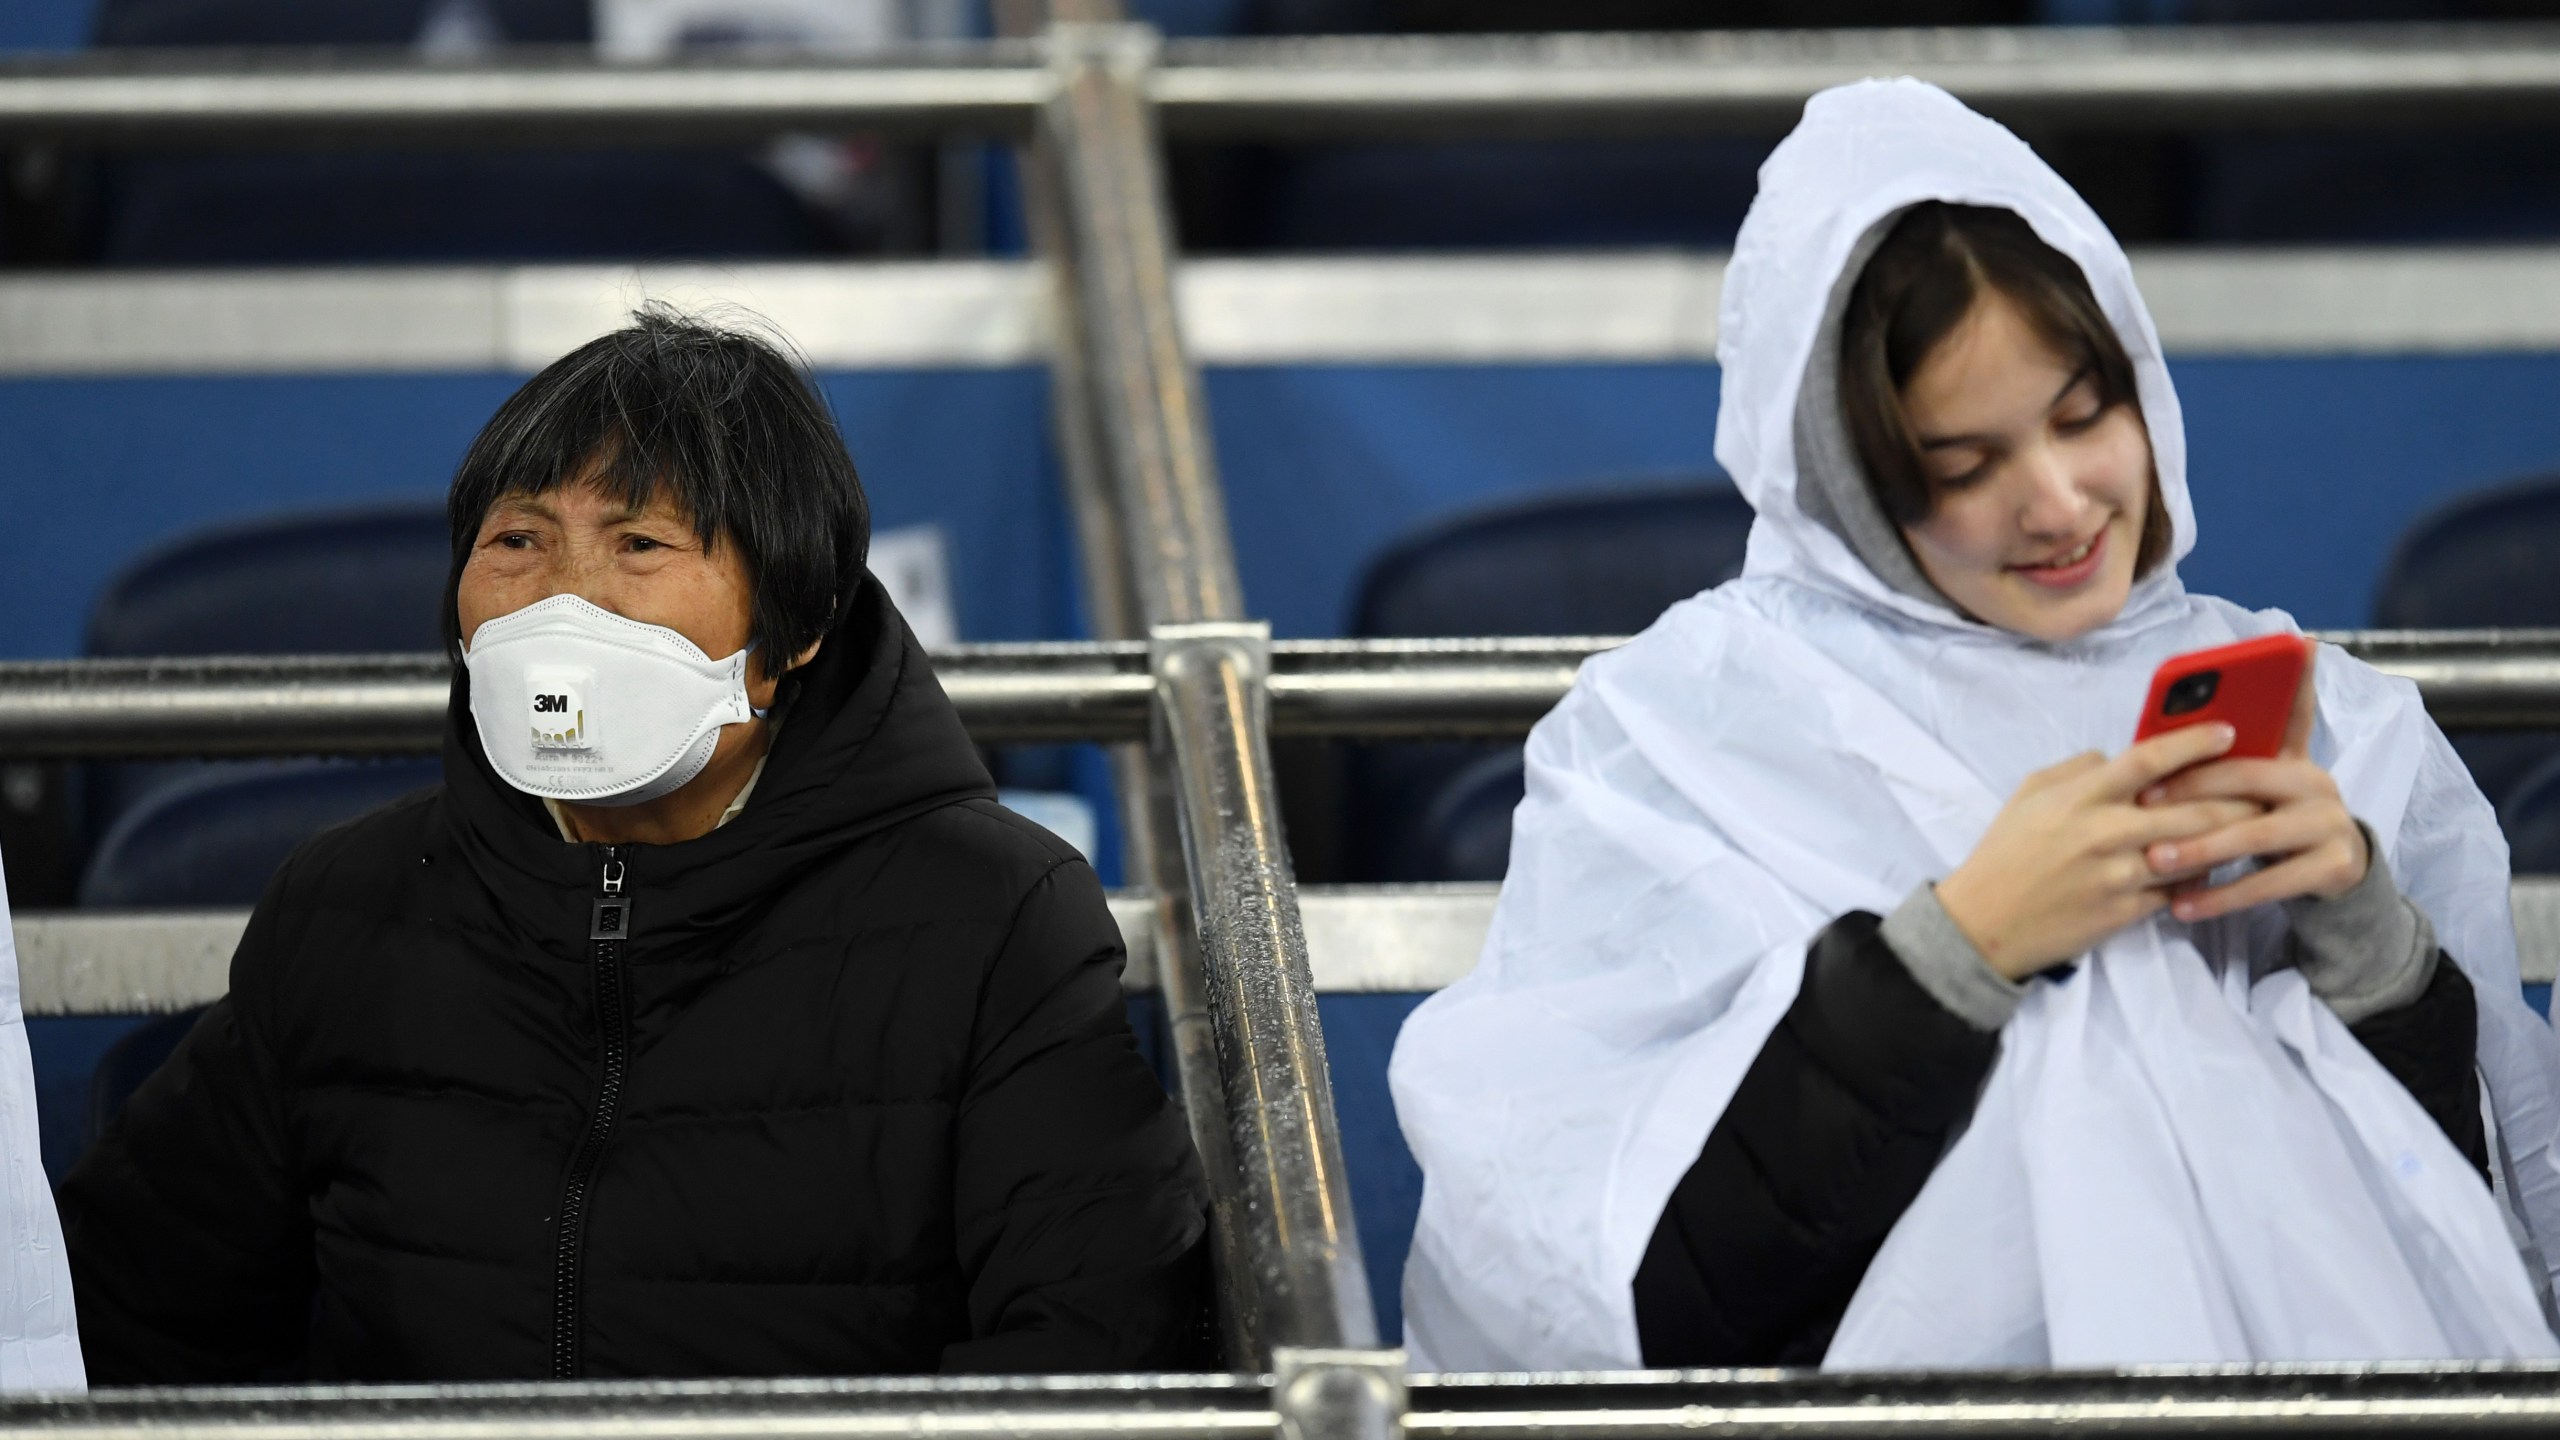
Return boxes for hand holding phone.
[2131,634,2312,760]
[2134,636,2373,920]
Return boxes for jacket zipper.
[550,845,634,1379]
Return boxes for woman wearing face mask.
[1389,80,2560,1371]
[58,313,1210,1382]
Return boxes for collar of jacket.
[437,574,998,960]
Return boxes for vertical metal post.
[1024,68,1260,1357]
[1014,0,1266,1363]
[1036,22,1401,1424]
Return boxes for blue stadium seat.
[87,502,451,660]
[1355,481,1755,641]
[79,759,440,908]
[2373,473,2560,815]
[2373,475,2560,632]
[82,501,450,844]
[1345,481,1753,881]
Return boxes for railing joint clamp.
[1275,1346,1407,1440]
[1150,620,1272,686]
[1043,18,1160,79]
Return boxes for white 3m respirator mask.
[463,594,759,807]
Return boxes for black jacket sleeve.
[56,886,315,1384]
[2350,956,2489,1180]
[940,857,1213,1374]
[1632,910,2002,1367]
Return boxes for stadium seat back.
[87,502,452,659]
[1346,482,1752,883]
[79,759,442,908]
[2374,474,2560,812]
[80,503,451,845]
[2374,474,2560,631]
[1353,483,1754,640]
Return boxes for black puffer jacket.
[59,580,1210,1383]
[1631,911,2487,1367]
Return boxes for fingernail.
[2141,785,2165,804]
[2173,899,2198,921]
[2155,844,2178,866]
[2214,724,2237,745]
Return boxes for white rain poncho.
[0,856,83,1390]
[1389,78,2560,1372]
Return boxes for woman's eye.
[1929,456,1994,491]
[627,535,662,553]
[493,532,534,550]
[2054,382,2109,433]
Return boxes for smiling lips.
[2009,524,2109,590]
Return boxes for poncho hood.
[1720,76,2195,633]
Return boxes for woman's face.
[456,476,782,712]
[1895,290,2154,644]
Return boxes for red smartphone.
[2132,633,2312,760]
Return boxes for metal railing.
[9,1364,2560,1439]
[27,875,2560,1021]
[13,25,2560,147]
[6,631,2560,759]
[1034,25,1386,1425]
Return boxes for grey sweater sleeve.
[1879,885,2027,1034]
[2283,821,2439,1025]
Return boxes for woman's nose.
[2014,444,2090,537]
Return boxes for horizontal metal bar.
[0,1376,1275,1440]
[0,263,1052,376]
[23,875,2557,1018]
[3,633,2559,759]
[1151,25,2560,139]
[7,1365,2560,1435]
[1402,1363,2560,1434]
[14,250,2560,379]
[11,27,2560,148]
[0,47,1049,147]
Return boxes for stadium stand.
[9,1,2560,1426]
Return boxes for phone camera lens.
[2163,671,2221,717]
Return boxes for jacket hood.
[1717,78,2197,637]
[440,574,994,958]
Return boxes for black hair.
[1839,202,2170,576]
[443,308,869,681]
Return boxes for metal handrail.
[29,876,2560,1019]
[7,1364,2560,1433]
[1039,20,1380,1381]
[11,25,2560,147]
[3,631,2556,759]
